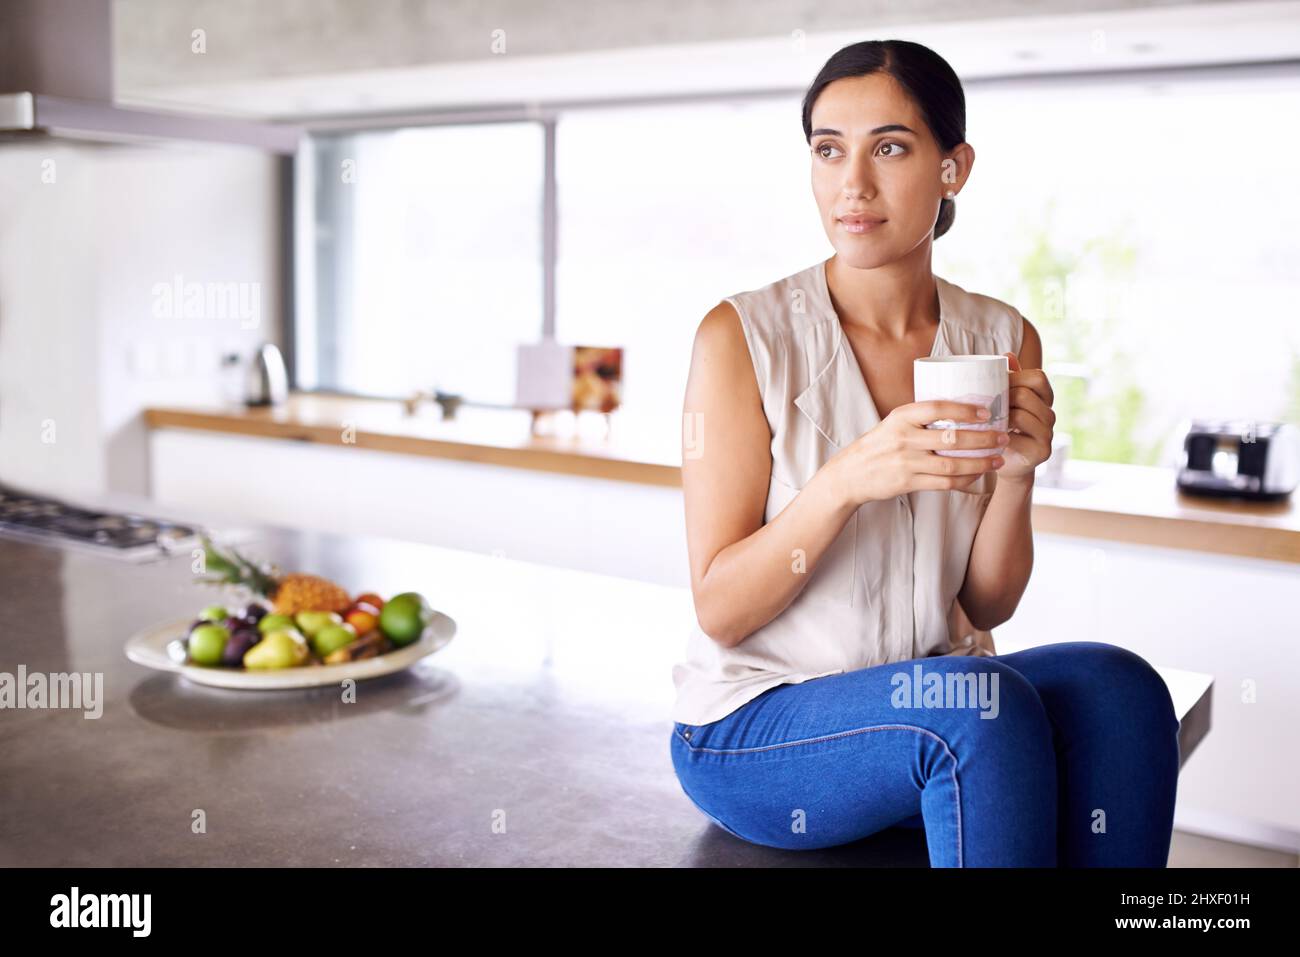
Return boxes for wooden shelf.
[144,392,1300,564]
[1030,458,1300,564]
[144,392,682,487]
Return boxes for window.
[554,98,829,450]
[301,66,1300,466]
[304,122,544,404]
[934,71,1300,464]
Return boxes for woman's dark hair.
[801,39,966,240]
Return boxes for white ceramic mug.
[913,355,1009,458]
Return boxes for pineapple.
[197,534,352,615]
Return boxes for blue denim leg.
[990,641,1181,867]
[669,656,1059,866]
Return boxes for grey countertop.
[0,497,939,866]
[0,490,1209,867]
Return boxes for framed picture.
[515,342,623,414]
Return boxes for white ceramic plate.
[125,612,456,690]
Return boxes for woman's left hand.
[997,352,1055,482]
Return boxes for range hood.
[0,0,299,154]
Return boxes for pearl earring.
[945,190,955,198]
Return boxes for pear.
[311,622,358,658]
[244,629,309,669]
[294,610,343,637]
[257,613,295,634]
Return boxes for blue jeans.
[670,641,1180,866]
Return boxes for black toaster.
[1176,419,1299,501]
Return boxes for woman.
[669,39,1180,867]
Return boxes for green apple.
[188,623,229,666]
[379,592,431,646]
[199,605,230,623]
[244,629,309,669]
[312,622,358,658]
[294,610,343,637]
[257,613,295,634]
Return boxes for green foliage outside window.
[1000,202,1172,466]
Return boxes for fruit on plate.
[354,593,385,611]
[379,592,431,646]
[188,623,230,666]
[311,622,358,658]
[197,534,352,615]
[323,628,389,664]
[180,542,434,669]
[180,602,411,668]
[294,610,343,637]
[222,628,260,667]
[199,605,229,623]
[244,629,310,670]
[258,613,295,634]
[344,607,378,635]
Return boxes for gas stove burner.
[0,482,202,562]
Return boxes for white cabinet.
[149,428,690,587]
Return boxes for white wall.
[0,142,104,493]
[0,139,282,500]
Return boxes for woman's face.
[809,72,972,269]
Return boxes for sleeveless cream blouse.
[671,257,1026,726]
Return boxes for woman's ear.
[941,142,975,196]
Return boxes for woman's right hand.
[828,400,1009,508]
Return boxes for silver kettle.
[244,343,289,407]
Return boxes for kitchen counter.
[1029,457,1300,564]
[0,501,909,866]
[145,393,1300,564]
[145,392,682,487]
[0,496,1211,867]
